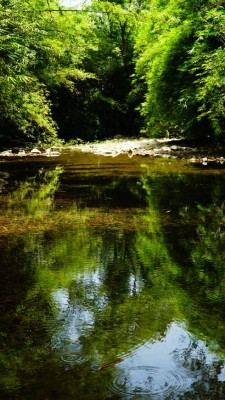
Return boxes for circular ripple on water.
[60,342,89,366]
[110,366,188,397]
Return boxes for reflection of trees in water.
[177,191,225,352]
[3,167,225,398]
[130,172,225,397]
[139,170,225,346]
[7,166,63,217]
[179,358,225,399]
[174,338,225,397]
[191,201,225,304]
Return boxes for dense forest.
[0,0,225,146]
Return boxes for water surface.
[1,152,225,399]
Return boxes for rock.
[161,146,171,153]
[0,150,13,156]
[18,150,26,156]
[30,148,41,154]
[171,145,178,150]
[147,150,155,156]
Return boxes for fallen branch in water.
[97,358,124,371]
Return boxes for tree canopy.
[134,0,225,140]
[0,0,225,145]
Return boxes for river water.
[1,151,225,399]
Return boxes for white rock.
[31,148,41,154]
[161,146,171,153]
[0,150,12,156]
[18,150,26,156]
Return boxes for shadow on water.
[1,153,225,398]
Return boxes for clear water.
[1,152,225,399]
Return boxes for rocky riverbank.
[1,138,225,165]
[0,146,61,158]
[69,138,185,157]
[68,138,225,165]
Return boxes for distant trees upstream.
[0,0,225,146]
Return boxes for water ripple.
[60,341,89,366]
[110,366,188,397]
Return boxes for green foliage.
[0,0,55,142]
[134,0,225,140]
[1,0,225,144]
[63,0,141,140]
[0,0,95,144]
[190,201,225,304]
[8,166,63,217]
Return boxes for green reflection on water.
[8,166,63,218]
[1,157,225,398]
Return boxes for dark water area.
[1,152,225,399]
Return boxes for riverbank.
[1,137,225,165]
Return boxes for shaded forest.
[0,0,225,146]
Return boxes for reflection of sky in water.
[51,273,225,395]
[114,322,225,397]
[129,273,144,295]
[52,285,225,377]
[51,288,93,367]
[52,288,94,342]
[219,366,225,382]
[124,322,218,369]
[77,270,102,286]
[53,288,68,309]
[51,270,105,346]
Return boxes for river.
[1,151,225,399]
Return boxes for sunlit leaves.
[0,0,96,143]
[133,0,225,140]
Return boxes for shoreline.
[0,137,225,165]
